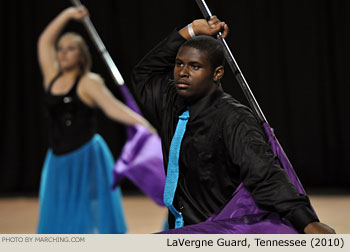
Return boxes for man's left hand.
[304,222,336,234]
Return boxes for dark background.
[1,0,349,195]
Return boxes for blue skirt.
[38,134,127,234]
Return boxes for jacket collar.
[174,86,224,121]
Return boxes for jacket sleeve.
[130,30,186,129]
[223,109,319,233]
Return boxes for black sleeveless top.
[45,73,97,155]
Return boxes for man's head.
[173,35,225,102]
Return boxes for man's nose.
[179,66,189,77]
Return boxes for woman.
[37,6,153,234]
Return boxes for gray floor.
[0,195,349,233]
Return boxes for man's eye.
[192,65,200,70]
[176,62,183,67]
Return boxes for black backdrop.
[1,0,349,194]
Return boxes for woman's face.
[56,36,81,71]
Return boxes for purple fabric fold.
[159,181,298,234]
[113,125,165,206]
[158,213,297,234]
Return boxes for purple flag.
[113,124,165,206]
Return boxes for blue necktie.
[163,110,189,228]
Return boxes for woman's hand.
[64,6,89,21]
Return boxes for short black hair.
[180,35,225,70]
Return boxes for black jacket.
[130,30,318,232]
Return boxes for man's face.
[174,46,217,102]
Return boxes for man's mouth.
[176,80,190,89]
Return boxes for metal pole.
[70,0,124,85]
[195,0,267,124]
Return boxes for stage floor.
[0,194,349,233]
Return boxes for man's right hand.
[179,16,229,40]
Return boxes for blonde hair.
[56,32,92,74]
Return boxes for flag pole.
[195,0,309,195]
[195,0,267,124]
[70,0,124,85]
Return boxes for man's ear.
[213,66,224,83]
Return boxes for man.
[131,16,334,233]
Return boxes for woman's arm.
[79,73,156,133]
[37,7,88,87]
